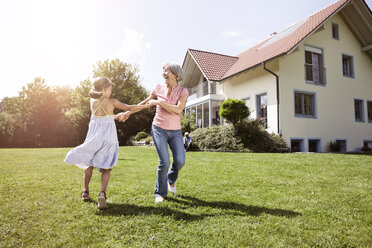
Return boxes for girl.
[64,76,149,209]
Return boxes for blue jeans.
[151,125,185,197]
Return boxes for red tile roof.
[187,0,350,81]
[188,49,238,81]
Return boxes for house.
[181,0,372,153]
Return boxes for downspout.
[262,62,280,134]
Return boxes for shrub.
[219,99,250,131]
[328,141,341,152]
[181,112,196,134]
[237,120,289,152]
[190,125,246,152]
[361,146,371,152]
[135,131,148,141]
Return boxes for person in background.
[184,132,192,152]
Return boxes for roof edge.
[186,49,209,82]
[220,53,285,82]
[188,48,238,59]
[287,0,351,55]
[187,48,239,81]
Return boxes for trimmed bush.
[219,99,250,130]
[135,131,148,141]
[190,125,246,152]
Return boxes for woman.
[116,62,189,202]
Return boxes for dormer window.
[332,23,339,40]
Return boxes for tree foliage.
[0,59,154,147]
[92,59,154,145]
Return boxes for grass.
[0,147,371,247]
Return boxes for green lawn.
[0,147,371,247]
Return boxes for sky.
[0,0,371,100]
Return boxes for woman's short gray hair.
[163,62,183,82]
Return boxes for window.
[203,102,209,127]
[336,139,347,153]
[295,91,316,117]
[242,97,251,113]
[244,97,251,111]
[305,46,326,85]
[291,139,304,152]
[256,93,267,128]
[332,23,339,40]
[309,139,320,152]
[367,101,372,123]
[342,54,354,78]
[354,99,364,122]
[364,141,372,149]
[197,104,202,128]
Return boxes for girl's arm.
[149,95,188,115]
[115,94,156,122]
[113,99,149,112]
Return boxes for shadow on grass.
[93,194,301,221]
[95,202,204,222]
[167,195,302,218]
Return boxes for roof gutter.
[262,62,280,134]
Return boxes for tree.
[65,79,92,145]
[0,59,154,147]
[0,78,73,147]
[219,99,250,134]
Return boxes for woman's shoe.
[97,191,108,209]
[155,196,165,203]
[81,190,91,201]
[168,183,177,194]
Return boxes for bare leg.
[100,169,111,195]
[83,166,93,192]
[98,169,111,209]
[82,166,93,200]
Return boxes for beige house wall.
[220,60,279,134]
[279,13,372,152]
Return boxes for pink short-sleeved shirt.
[151,84,189,130]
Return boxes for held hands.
[115,111,131,122]
[147,99,159,107]
[115,101,159,123]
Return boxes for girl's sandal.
[97,191,108,209]
[81,190,91,201]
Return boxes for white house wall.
[279,13,372,152]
